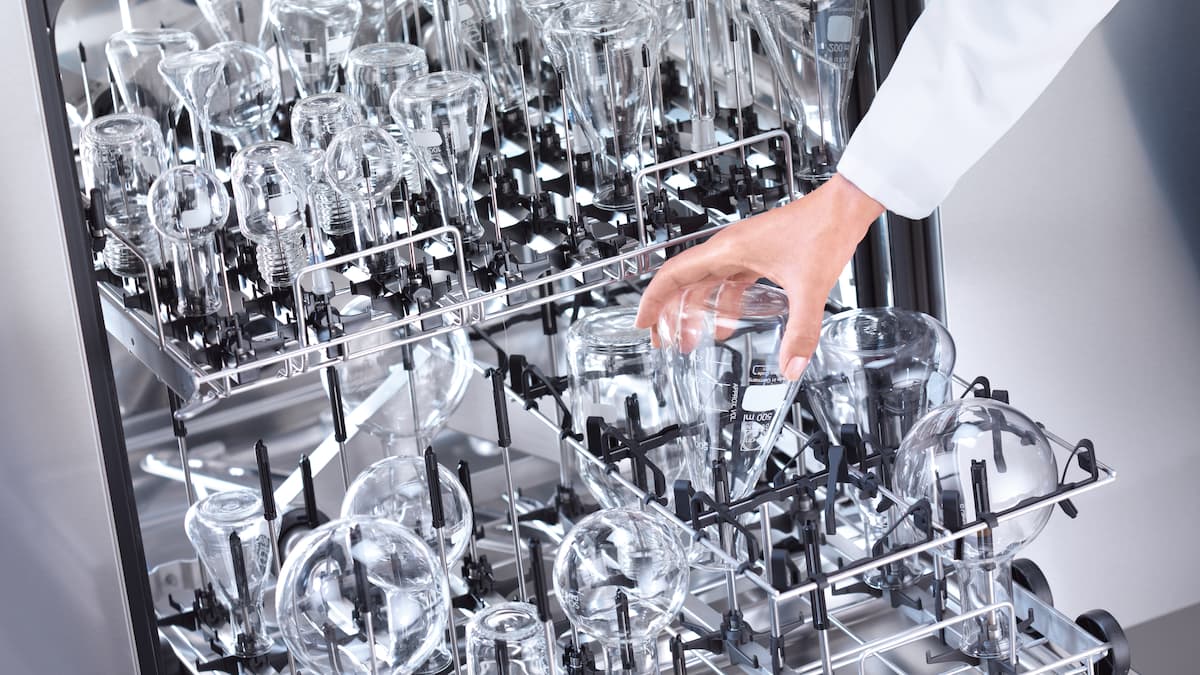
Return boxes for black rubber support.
[528,537,551,622]
[424,446,446,529]
[1011,558,1054,607]
[324,368,349,443]
[254,440,277,521]
[300,454,319,527]
[1075,610,1132,675]
[491,371,512,448]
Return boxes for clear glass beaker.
[105,28,199,158]
[466,602,554,675]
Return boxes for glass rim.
[469,602,543,642]
[108,27,197,45]
[397,70,487,104]
[818,307,953,356]
[82,113,161,146]
[348,42,427,68]
[567,306,652,353]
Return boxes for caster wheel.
[1076,609,1131,675]
[1012,558,1054,606]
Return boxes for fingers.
[779,284,826,381]
[636,238,735,331]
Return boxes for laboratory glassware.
[105,28,199,158]
[335,329,475,453]
[275,516,451,674]
[459,0,526,112]
[271,0,364,98]
[466,602,554,675]
[197,0,273,47]
[893,398,1059,660]
[749,0,867,181]
[547,0,654,210]
[341,455,475,674]
[344,43,429,126]
[290,92,364,239]
[80,113,169,277]
[324,124,409,276]
[553,507,689,673]
[390,71,487,243]
[206,41,282,151]
[804,307,956,590]
[231,141,312,287]
[158,50,225,173]
[565,307,688,509]
[184,489,274,657]
[659,281,799,502]
[147,165,230,317]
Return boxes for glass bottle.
[197,0,273,48]
[565,307,688,509]
[547,0,654,211]
[231,141,312,288]
[341,454,475,674]
[148,165,230,317]
[345,43,430,126]
[804,308,956,590]
[466,602,554,675]
[390,71,487,243]
[80,113,169,277]
[158,50,225,174]
[291,93,365,239]
[554,507,688,674]
[105,28,199,158]
[184,489,274,657]
[335,329,475,453]
[275,516,451,674]
[893,399,1059,660]
[271,0,364,98]
[459,0,525,112]
[206,41,282,152]
[749,0,867,181]
[324,124,409,276]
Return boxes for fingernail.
[784,356,809,381]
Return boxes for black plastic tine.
[254,440,277,522]
[325,369,349,445]
[349,524,371,617]
[458,461,478,530]
[424,446,446,529]
[528,537,550,621]
[671,634,688,675]
[229,532,251,610]
[300,454,319,527]
[495,638,511,675]
[491,370,512,449]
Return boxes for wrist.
[826,172,886,234]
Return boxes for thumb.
[779,286,825,381]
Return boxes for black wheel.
[1076,609,1131,675]
[1012,558,1054,606]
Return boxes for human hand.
[635,173,884,380]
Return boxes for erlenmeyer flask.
[105,28,199,157]
[804,308,955,589]
[520,0,567,67]
[893,399,1058,660]
[554,507,688,674]
[565,307,688,509]
[206,41,282,153]
[271,0,364,98]
[197,0,273,47]
[158,50,225,173]
[184,489,274,657]
[389,71,487,244]
[659,282,799,503]
[547,0,654,211]
[336,329,475,453]
[275,516,450,674]
[749,0,867,181]
[459,0,526,112]
[80,113,169,277]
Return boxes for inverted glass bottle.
[565,307,688,509]
[206,41,282,153]
[390,71,487,243]
[325,124,408,276]
[271,0,364,98]
[749,0,867,181]
[148,165,230,317]
[548,0,654,211]
[231,141,312,288]
[80,113,169,277]
[466,602,553,675]
[105,28,199,158]
[292,93,364,239]
[184,489,274,657]
[458,0,525,112]
[804,308,955,590]
[344,43,427,191]
[197,0,273,47]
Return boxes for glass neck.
[956,558,1016,661]
[597,640,657,675]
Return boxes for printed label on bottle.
[412,129,442,148]
[326,33,353,57]
[268,194,299,217]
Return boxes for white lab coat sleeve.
[836,0,1120,219]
